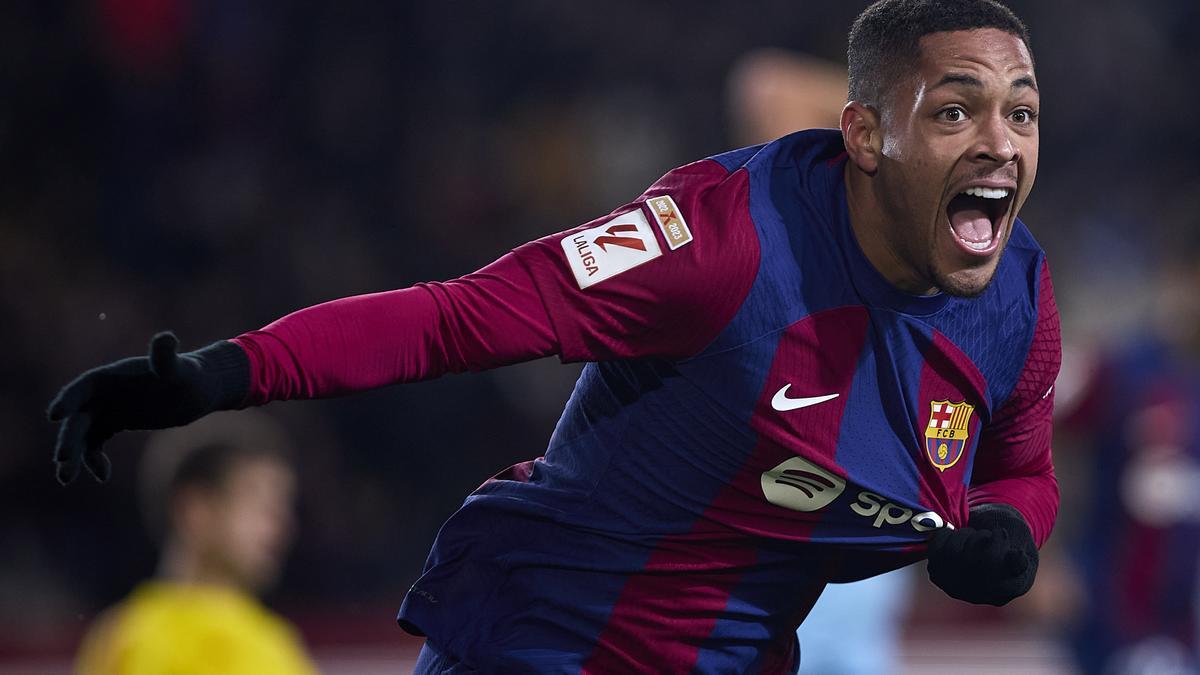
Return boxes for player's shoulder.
[646,128,844,202]
[514,137,765,326]
[991,217,1052,302]
[1004,217,1046,260]
[622,128,844,229]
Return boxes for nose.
[975,114,1017,164]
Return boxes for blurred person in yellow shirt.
[76,411,317,675]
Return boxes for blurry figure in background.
[76,411,316,675]
[729,48,915,675]
[1055,237,1200,675]
[726,49,849,147]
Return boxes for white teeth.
[961,186,1010,199]
[964,238,993,250]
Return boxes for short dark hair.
[140,411,292,539]
[166,440,279,497]
[847,0,1032,110]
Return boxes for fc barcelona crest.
[924,400,975,472]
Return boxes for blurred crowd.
[2,0,1199,672]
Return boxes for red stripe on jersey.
[708,307,871,539]
[915,331,990,531]
[581,537,759,674]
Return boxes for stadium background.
[3,0,1198,672]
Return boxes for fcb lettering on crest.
[924,400,975,472]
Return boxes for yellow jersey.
[76,581,319,675]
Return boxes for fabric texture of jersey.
[233,129,1061,673]
[75,581,317,675]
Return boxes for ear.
[840,101,881,175]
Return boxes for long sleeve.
[231,159,759,406]
[966,259,1061,547]
[231,254,560,405]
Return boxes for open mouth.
[945,186,1014,256]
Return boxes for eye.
[937,106,967,123]
[1010,108,1038,125]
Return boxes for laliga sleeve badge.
[925,400,975,472]
[646,195,693,250]
[560,208,663,289]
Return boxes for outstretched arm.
[47,254,563,484]
[234,160,757,403]
[232,253,559,405]
[48,158,759,483]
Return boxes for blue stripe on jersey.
[926,229,1043,413]
[831,312,934,507]
[696,130,859,359]
[547,359,753,533]
[690,547,819,674]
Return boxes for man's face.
[873,28,1039,297]
[199,458,297,592]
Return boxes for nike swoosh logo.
[771,385,839,412]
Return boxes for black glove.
[47,332,249,485]
[926,503,1039,606]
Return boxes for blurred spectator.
[1052,238,1200,675]
[75,411,317,675]
[726,48,847,146]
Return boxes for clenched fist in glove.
[47,332,249,484]
[927,503,1039,606]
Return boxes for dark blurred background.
[4,1,1199,672]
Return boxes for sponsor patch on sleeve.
[560,208,663,290]
[645,195,693,250]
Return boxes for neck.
[158,538,242,590]
[843,162,936,296]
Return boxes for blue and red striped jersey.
[235,129,1061,673]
